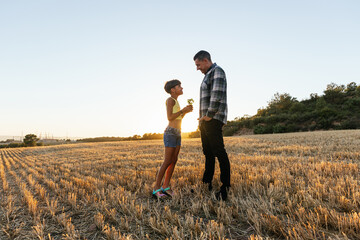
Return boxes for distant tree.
[188,130,200,138]
[266,93,297,115]
[23,134,39,147]
[142,133,163,140]
[316,97,327,110]
[132,135,141,140]
[289,102,305,113]
[256,107,267,117]
[310,93,319,100]
[323,83,346,104]
[346,82,357,94]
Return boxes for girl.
[153,79,193,199]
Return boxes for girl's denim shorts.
[163,126,181,147]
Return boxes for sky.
[1,1,359,139]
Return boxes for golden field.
[1,130,360,239]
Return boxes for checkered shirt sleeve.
[199,64,228,124]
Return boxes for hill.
[223,82,360,135]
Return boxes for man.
[193,50,231,200]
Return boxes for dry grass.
[0,130,360,239]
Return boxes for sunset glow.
[1,1,359,138]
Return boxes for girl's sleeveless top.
[166,97,182,120]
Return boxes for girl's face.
[172,84,183,95]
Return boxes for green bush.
[300,126,309,132]
[254,125,273,134]
[317,118,333,130]
[273,124,286,133]
[290,102,305,113]
[309,124,317,131]
[289,113,303,123]
[8,143,25,148]
[340,118,360,129]
[286,124,300,133]
[223,126,239,136]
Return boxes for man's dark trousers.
[200,119,230,190]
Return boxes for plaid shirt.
[199,63,228,125]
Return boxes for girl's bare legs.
[154,146,177,192]
[162,145,180,190]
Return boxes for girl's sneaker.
[152,189,166,199]
[161,187,173,197]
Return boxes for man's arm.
[205,68,226,120]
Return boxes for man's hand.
[198,116,212,122]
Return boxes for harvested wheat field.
[1,130,360,239]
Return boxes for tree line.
[3,81,358,148]
[223,82,360,135]
[76,133,164,142]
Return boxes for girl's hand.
[182,105,193,113]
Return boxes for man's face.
[195,59,210,74]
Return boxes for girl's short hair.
[164,79,181,93]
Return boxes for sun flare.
[181,115,199,133]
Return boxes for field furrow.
[0,130,360,239]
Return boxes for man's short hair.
[193,50,211,61]
[164,79,181,93]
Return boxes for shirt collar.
[205,63,217,74]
